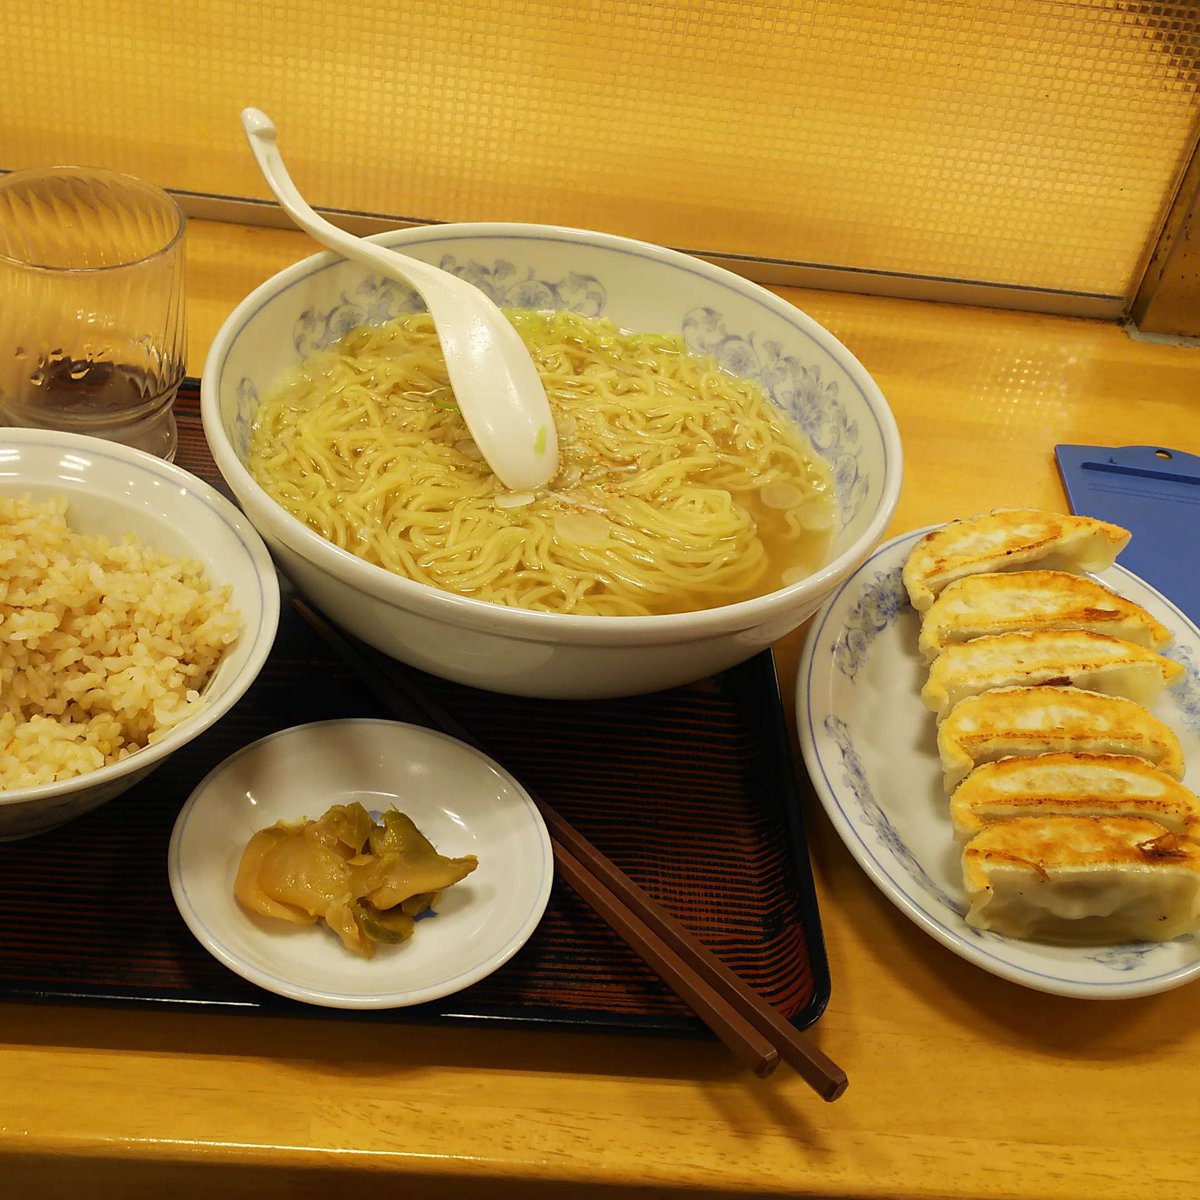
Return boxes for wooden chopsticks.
[293,598,848,1102]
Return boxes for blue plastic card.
[1055,443,1199,627]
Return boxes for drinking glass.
[0,165,186,459]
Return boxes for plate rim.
[797,526,1200,1000]
[167,717,554,1009]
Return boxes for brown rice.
[0,492,241,790]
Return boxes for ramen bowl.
[202,223,901,699]
[0,428,280,839]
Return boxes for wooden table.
[4,219,1199,1199]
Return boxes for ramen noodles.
[248,309,833,616]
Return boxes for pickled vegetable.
[234,801,478,957]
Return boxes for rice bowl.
[0,429,280,840]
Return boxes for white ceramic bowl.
[202,222,901,698]
[169,718,553,1008]
[0,429,280,839]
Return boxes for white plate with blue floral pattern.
[797,527,1200,999]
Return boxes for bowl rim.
[0,427,281,807]
[201,220,902,637]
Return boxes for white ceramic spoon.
[241,108,558,492]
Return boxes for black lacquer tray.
[0,382,832,1034]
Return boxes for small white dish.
[797,527,1200,1000]
[168,718,553,1008]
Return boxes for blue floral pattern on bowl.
[293,276,420,357]
[682,309,867,525]
[231,377,259,459]
[433,257,607,318]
